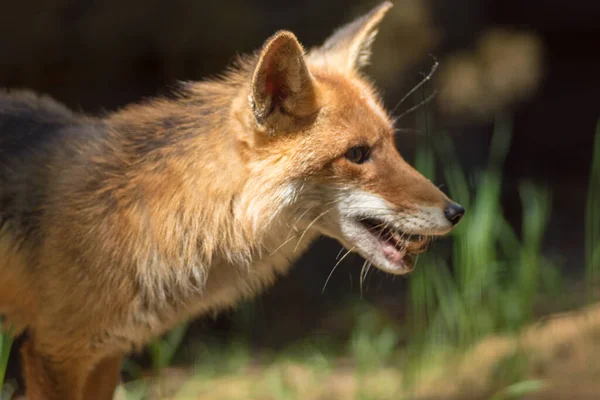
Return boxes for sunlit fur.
[0,2,461,399]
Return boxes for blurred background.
[1,0,600,399]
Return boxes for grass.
[585,120,600,301]
[138,114,568,399]
[130,302,600,400]
[407,116,555,353]
[488,379,546,400]
[3,118,600,399]
[0,321,14,398]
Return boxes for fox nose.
[444,202,465,225]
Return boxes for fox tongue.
[382,241,405,264]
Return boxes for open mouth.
[356,217,431,272]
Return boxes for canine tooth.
[390,230,403,243]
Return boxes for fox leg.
[20,336,94,400]
[82,354,123,400]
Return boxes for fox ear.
[309,1,393,71]
[250,31,317,127]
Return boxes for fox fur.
[0,2,464,399]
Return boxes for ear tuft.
[251,31,316,126]
[308,1,393,71]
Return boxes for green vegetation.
[585,121,600,301]
[3,119,600,399]
[0,321,14,397]
[407,116,556,354]
[131,115,582,399]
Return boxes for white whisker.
[322,246,355,293]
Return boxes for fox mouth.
[353,217,431,274]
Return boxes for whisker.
[272,200,340,257]
[293,208,332,253]
[394,127,424,135]
[359,259,369,298]
[391,55,439,116]
[359,260,374,298]
[394,90,438,122]
[292,205,316,225]
[413,254,420,270]
[322,246,355,293]
[268,230,302,256]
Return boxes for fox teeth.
[390,230,405,245]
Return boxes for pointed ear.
[250,31,317,128]
[309,1,393,72]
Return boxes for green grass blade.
[488,115,513,168]
[0,324,14,390]
[434,134,471,208]
[517,183,551,322]
[490,379,546,400]
[149,322,189,371]
[414,143,436,181]
[585,119,600,300]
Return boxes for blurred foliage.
[0,1,598,397]
[0,321,14,399]
[3,118,600,399]
[112,117,600,399]
[586,121,600,301]
[403,116,559,388]
[410,115,555,345]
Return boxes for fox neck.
[102,68,314,313]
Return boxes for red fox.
[0,2,464,399]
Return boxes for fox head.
[233,1,464,275]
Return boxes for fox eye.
[344,146,371,164]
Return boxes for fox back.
[0,3,464,399]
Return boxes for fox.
[0,2,465,399]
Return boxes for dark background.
[1,0,599,366]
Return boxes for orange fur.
[0,2,464,399]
